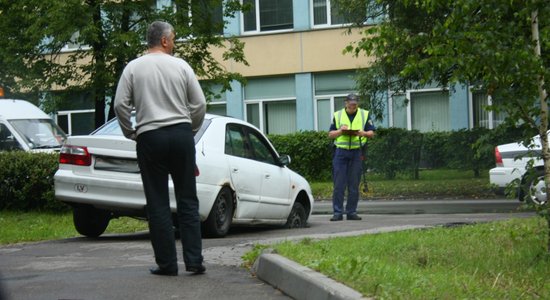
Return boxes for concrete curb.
[252,253,369,300]
[249,225,428,300]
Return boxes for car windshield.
[10,119,67,149]
[93,116,211,144]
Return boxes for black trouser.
[136,123,203,271]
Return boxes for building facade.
[57,0,505,135]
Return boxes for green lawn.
[0,211,148,245]
[259,217,550,299]
[311,168,499,199]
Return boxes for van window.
[9,119,66,150]
[0,123,22,151]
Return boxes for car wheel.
[202,187,234,238]
[523,170,547,205]
[73,205,111,237]
[285,202,307,229]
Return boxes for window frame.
[468,88,507,129]
[313,94,350,131]
[244,97,297,134]
[241,0,294,35]
[388,88,450,131]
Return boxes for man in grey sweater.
[114,20,206,276]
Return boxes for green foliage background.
[0,124,525,211]
[0,152,67,211]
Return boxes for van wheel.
[202,187,233,238]
[73,205,111,237]
[285,202,307,229]
[523,170,547,205]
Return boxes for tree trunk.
[531,9,550,253]
[88,0,107,129]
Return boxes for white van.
[0,99,67,152]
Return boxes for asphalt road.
[0,199,535,300]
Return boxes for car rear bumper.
[54,169,217,219]
[489,166,523,188]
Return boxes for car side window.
[225,124,253,159]
[247,130,277,165]
[0,123,22,151]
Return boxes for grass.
[254,217,550,299]
[310,168,498,200]
[0,169,499,246]
[0,211,148,245]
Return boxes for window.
[312,0,383,28]
[411,91,450,132]
[56,109,95,135]
[246,100,296,134]
[312,0,346,26]
[471,90,507,129]
[225,123,277,164]
[243,0,293,33]
[389,89,450,132]
[314,95,346,131]
[0,123,22,151]
[176,0,224,35]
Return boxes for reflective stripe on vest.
[334,108,369,149]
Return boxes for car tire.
[202,187,234,238]
[522,169,547,205]
[285,202,307,229]
[73,205,111,238]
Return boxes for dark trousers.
[136,123,203,271]
[332,148,363,216]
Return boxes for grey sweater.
[114,53,206,140]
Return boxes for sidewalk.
[312,198,520,215]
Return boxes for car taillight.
[495,147,503,167]
[59,145,91,166]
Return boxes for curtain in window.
[472,91,489,128]
[246,103,261,129]
[330,0,346,25]
[243,0,257,31]
[259,0,293,31]
[491,97,508,128]
[411,91,449,132]
[392,94,407,129]
[316,98,330,130]
[264,100,296,134]
[313,0,328,25]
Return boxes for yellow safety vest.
[334,108,369,150]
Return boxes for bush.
[368,128,423,179]
[268,131,333,181]
[0,151,68,211]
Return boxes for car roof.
[0,99,51,120]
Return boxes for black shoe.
[149,267,178,276]
[330,215,343,221]
[347,214,362,221]
[185,265,206,274]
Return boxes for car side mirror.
[278,154,291,166]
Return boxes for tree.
[336,0,550,250]
[0,0,247,128]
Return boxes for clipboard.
[341,129,358,136]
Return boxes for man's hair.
[147,21,174,48]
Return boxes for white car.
[489,135,546,204]
[55,114,314,238]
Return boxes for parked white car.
[55,114,314,238]
[489,135,546,204]
[0,99,67,152]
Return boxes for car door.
[245,128,291,220]
[225,124,261,219]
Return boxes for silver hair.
[147,21,174,48]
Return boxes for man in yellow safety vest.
[328,94,376,221]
